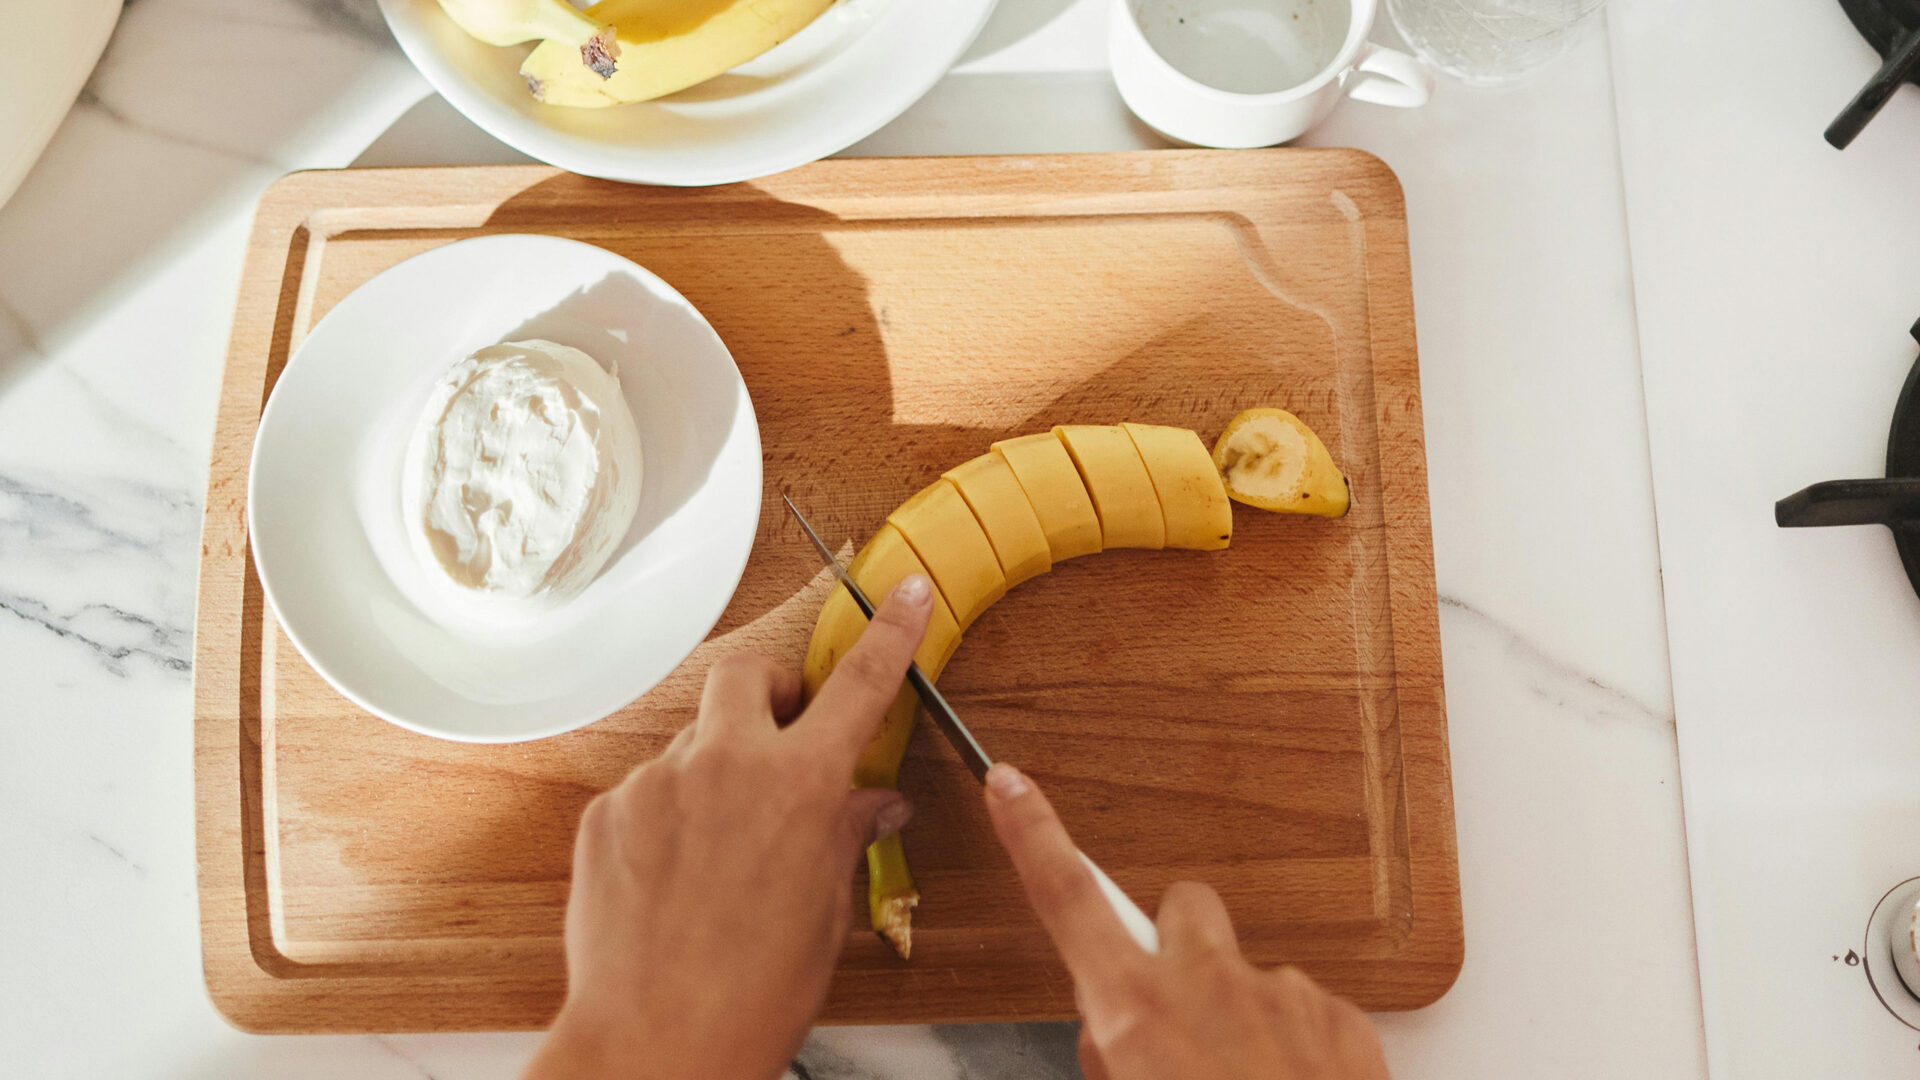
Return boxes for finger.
[983,763,1142,977]
[1076,1024,1112,1080]
[696,652,799,737]
[769,665,806,722]
[651,722,697,768]
[834,788,914,865]
[1155,880,1240,960]
[1324,995,1393,1080]
[612,722,694,797]
[574,792,612,861]
[1265,965,1328,1018]
[796,574,934,764]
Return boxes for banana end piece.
[1322,475,1353,519]
[1212,407,1351,518]
[871,891,919,959]
[582,26,620,79]
[866,831,919,959]
[525,71,619,107]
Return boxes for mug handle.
[1347,42,1433,108]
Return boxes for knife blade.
[782,494,994,782]
[781,494,1160,953]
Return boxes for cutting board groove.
[193,151,1459,1032]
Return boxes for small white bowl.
[373,0,998,186]
[248,235,762,742]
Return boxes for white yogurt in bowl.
[403,339,643,610]
[248,235,760,742]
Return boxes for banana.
[888,481,1006,630]
[807,413,1343,955]
[1211,408,1350,517]
[435,0,619,78]
[992,434,1102,562]
[802,525,961,958]
[520,0,837,108]
[857,691,926,955]
[1124,423,1233,551]
[942,454,1052,587]
[1054,425,1166,550]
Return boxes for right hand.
[983,763,1391,1080]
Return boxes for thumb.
[836,788,914,863]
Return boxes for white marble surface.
[0,1,1707,1077]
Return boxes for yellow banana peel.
[435,0,619,77]
[521,0,836,107]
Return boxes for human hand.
[523,574,936,1080]
[984,763,1391,1080]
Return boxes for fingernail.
[986,762,1030,799]
[875,798,914,839]
[893,574,932,608]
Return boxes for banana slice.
[1211,408,1349,517]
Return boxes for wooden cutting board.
[193,151,1460,1033]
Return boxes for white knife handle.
[1078,849,1160,953]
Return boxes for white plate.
[248,235,762,742]
[374,0,999,186]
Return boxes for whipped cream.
[401,339,642,605]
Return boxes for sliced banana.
[1211,407,1350,518]
[806,414,1345,955]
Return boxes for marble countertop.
[0,0,1709,1076]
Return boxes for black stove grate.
[1774,318,1920,602]
[1841,0,1920,84]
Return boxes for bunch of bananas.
[435,0,836,107]
[803,409,1349,957]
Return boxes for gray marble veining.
[0,471,198,676]
[1439,594,1672,730]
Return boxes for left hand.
[523,574,937,1080]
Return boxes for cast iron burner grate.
[1775,318,1920,601]
[1841,0,1920,81]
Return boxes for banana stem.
[853,688,922,956]
[530,1,620,76]
[579,26,620,79]
[866,831,919,959]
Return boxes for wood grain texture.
[192,151,1461,1033]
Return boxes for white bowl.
[248,235,762,742]
[374,0,999,186]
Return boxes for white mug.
[1109,0,1432,148]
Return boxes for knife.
[783,494,1160,953]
